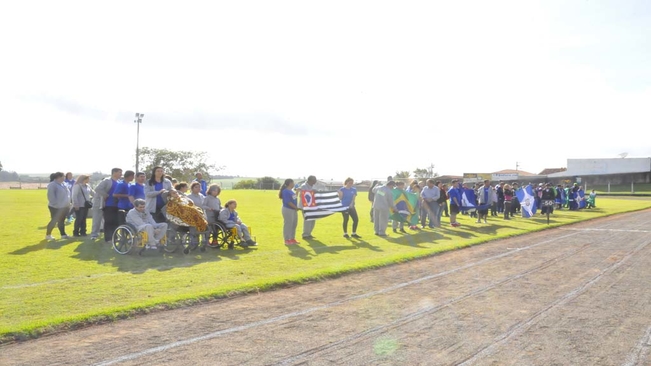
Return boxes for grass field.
[1,190,650,343]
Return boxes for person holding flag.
[476,179,497,224]
[448,179,462,227]
[298,175,319,239]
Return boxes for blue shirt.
[105,179,119,207]
[128,183,145,201]
[116,181,133,210]
[339,187,357,207]
[155,182,165,209]
[282,188,297,209]
[448,187,461,205]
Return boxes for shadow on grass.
[287,243,314,260]
[69,239,224,273]
[9,237,81,255]
[384,230,450,248]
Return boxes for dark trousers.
[503,201,511,219]
[441,201,448,216]
[103,206,119,242]
[73,207,89,236]
[497,198,504,213]
[47,206,69,236]
[152,207,166,223]
[342,207,359,233]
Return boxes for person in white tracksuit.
[373,180,397,236]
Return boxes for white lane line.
[560,228,651,233]
[623,325,651,366]
[458,237,651,366]
[91,231,581,366]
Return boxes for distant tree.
[138,147,223,182]
[233,179,256,190]
[413,165,437,179]
[256,176,280,190]
[0,160,3,172]
[394,171,411,179]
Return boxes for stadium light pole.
[135,113,144,173]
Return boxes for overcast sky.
[1,0,650,181]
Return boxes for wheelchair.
[206,221,255,250]
[165,212,211,255]
[111,222,177,255]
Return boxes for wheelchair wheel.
[207,224,228,249]
[161,229,183,253]
[112,224,138,255]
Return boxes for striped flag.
[301,190,348,220]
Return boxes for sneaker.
[400,228,407,233]
[290,239,300,244]
[302,235,315,239]
[351,233,362,239]
[45,235,55,241]
[90,235,98,240]
[61,235,71,239]
[285,240,295,245]
[246,239,258,246]
[393,229,398,233]
[343,233,350,238]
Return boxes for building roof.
[491,169,538,177]
[538,168,567,175]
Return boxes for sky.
[1,0,650,181]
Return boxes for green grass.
[1,190,650,342]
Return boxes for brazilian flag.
[390,189,420,225]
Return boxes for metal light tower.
[135,113,144,173]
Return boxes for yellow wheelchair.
[206,222,255,250]
[111,223,179,255]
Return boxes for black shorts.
[478,208,489,215]
[450,203,460,214]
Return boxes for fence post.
[631,181,635,194]
[607,182,610,193]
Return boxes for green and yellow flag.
[390,189,420,225]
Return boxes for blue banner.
[516,185,537,218]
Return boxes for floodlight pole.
[135,113,144,173]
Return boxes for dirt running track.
[3,210,651,366]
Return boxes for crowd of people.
[45,168,257,249]
[277,175,598,244]
[45,170,597,247]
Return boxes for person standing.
[373,180,397,236]
[368,180,380,222]
[128,172,146,205]
[145,166,173,223]
[114,170,135,224]
[95,168,123,242]
[339,178,361,239]
[45,172,72,240]
[476,179,497,224]
[502,183,513,220]
[541,182,557,215]
[298,175,319,239]
[448,180,462,227]
[71,174,93,236]
[193,172,208,196]
[421,179,441,228]
[64,172,76,223]
[279,179,300,245]
[187,181,206,207]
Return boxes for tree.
[394,171,411,179]
[233,179,256,189]
[137,148,223,182]
[413,164,437,179]
[256,176,279,190]
[0,160,3,172]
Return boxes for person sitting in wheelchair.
[126,199,168,249]
[164,189,208,233]
[218,199,257,247]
